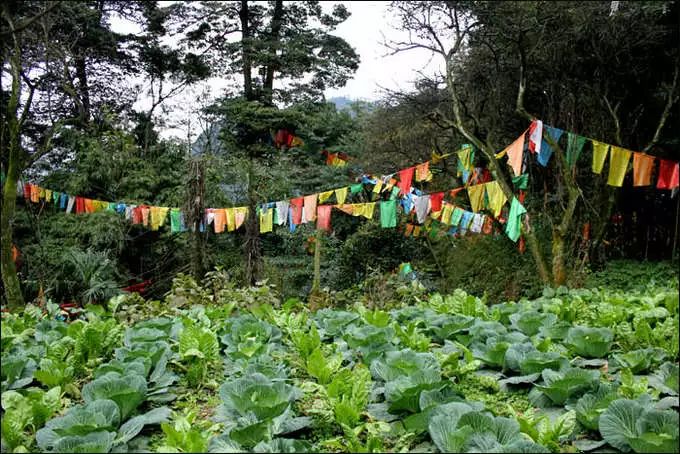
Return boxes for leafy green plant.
[535,368,600,405]
[513,408,576,452]
[1,353,37,392]
[1,386,62,452]
[428,408,548,453]
[214,373,309,448]
[571,382,620,431]
[599,396,679,453]
[178,320,220,388]
[157,410,219,453]
[36,399,170,452]
[394,321,431,352]
[648,362,679,396]
[370,349,443,413]
[326,365,371,427]
[509,311,557,337]
[565,326,614,358]
[219,315,282,360]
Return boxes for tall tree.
[387,1,679,285]
[175,0,359,284]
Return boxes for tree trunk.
[187,159,206,280]
[1,160,24,309]
[263,0,283,104]
[243,159,262,285]
[240,0,253,100]
[444,67,552,285]
[1,50,26,309]
[74,55,90,126]
[311,228,322,292]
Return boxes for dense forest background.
[2,1,679,308]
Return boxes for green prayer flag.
[390,186,400,200]
[170,208,183,233]
[451,207,464,226]
[566,133,587,167]
[350,183,363,194]
[380,200,397,228]
[505,197,527,242]
[512,174,529,190]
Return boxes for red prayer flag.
[657,159,679,190]
[398,167,415,195]
[317,205,332,231]
[290,197,304,225]
[75,196,85,214]
[430,192,445,212]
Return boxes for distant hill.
[328,96,354,110]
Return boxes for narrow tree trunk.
[74,55,90,126]
[263,0,283,104]
[311,228,322,292]
[240,0,253,100]
[244,159,262,285]
[445,67,552,285]
[187,159,206,280]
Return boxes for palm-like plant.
[62,247,122,305]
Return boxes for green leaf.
[599,398,646,452]
[565,326,613,358]
[82,373,147,420]
[116,406,171,444]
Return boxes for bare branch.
[643,62,679,152]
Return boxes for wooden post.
[312,228,322,292]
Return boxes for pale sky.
[110,1,443,139]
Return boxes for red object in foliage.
[582,223,591,241]
[122,280,152,294]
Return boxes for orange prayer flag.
[503,134,525,177]
[336,204,355,215]
[633,153,655,187]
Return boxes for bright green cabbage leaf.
[565,326,614,358]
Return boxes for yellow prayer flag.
[149,206,169,230]
[591,140,609,174]
[607,146,632,187]
[318,190,334,203]
[373,180,383,193]
[441,203,453,225]
[260,208,273,233]
[484,181,507,217]
[352,203,376,219]
[226,208,236,232]
[234,207,248,230]
[335,187,348,205]
[467,184,486,213]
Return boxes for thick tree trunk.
[1,51,26,309]
[1,159,24,308]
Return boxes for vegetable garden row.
[1,281,679,453]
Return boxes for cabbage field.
[1,281,679,453]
